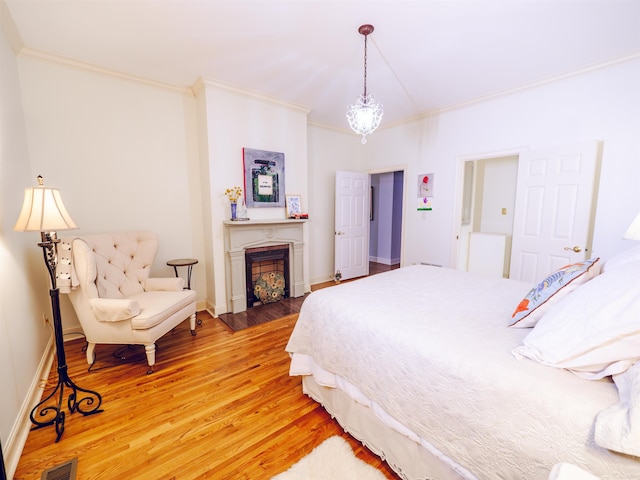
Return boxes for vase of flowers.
[225,186,243,220]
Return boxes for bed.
[285,248,640,480]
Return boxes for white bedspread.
[286,266,640,480]
[595,362,640,457]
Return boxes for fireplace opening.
[245,244,290,308]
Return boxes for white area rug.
[271,436,387,480]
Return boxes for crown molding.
[196,76,311,115]
[419,51,640,121]
[0,0,24,54]
[13,44,639,131]
[18,48,193,95]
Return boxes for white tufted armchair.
[64,231,197,373]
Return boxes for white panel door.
[510,141,601,283]
[335,170,369,281]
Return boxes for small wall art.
[417,173,435,197]
[417,196,433,211]
[285,194,302,218]
[243,148,285,207]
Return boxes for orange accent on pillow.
[512,299,530,318]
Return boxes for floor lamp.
[14,176,103,443]
[0,439,6,480]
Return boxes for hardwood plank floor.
[218,296,307,331]
[217,261,400,331]
[368,261,400,276]
[14,309,401,479]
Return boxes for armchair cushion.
[143,277,184,292]
[129,289,196,330]
[90,298,140,322]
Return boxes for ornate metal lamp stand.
[29,233,103,442]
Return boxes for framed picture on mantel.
[285,194,302,218]
[243,148,285,207]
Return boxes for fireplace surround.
[223,219,306,313]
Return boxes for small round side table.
[167,258,198,290]
[167,258,200,326]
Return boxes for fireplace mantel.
[223,219,307,313]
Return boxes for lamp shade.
[623,213,640,241]
[13,184,77,232]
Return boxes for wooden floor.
[218,295,307,331]
[218,261,400,331]
[14,263,402,480]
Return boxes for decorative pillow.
[509,257,601,328]
[512,261,640,379]
[601,244,640,273]
[254,272,286,304]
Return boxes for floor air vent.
[41,457,78,480]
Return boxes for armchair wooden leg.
[85,342,96,365]
[189,313,197,336]
[144,343,156,374]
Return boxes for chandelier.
[346,24,383,144]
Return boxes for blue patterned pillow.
[509,258,601,328]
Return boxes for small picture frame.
[418,173,435,197]
[285,194,302,217]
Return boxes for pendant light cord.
[363,33,368,99]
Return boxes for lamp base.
[29,287,103,443]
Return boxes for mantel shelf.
[223,218,307,226]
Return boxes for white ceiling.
[5,0,640,130]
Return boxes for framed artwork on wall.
[243,148,285,207]
[285,194,302,218]
[418,173,435,197]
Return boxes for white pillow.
[512,261,640,379]
[601,244,640,273]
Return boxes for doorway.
[454,142,601,281]
[457,155,519,277]
[370,171,404,270]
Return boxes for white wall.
[0,22,54,476]
[196,79,310,315]
[306,124,363,284]
[16,53,206,330]
[365,57,640,267]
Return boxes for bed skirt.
[302,375,473,480]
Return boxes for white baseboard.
[5,336,54,479]
[63,325,86,342]
[209,300,227,318]
[369,256,400,265]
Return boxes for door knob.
[564,246,582,253]
[335,231,345,236]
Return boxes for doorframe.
[367,164,408,268]
[450,146,528,270]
